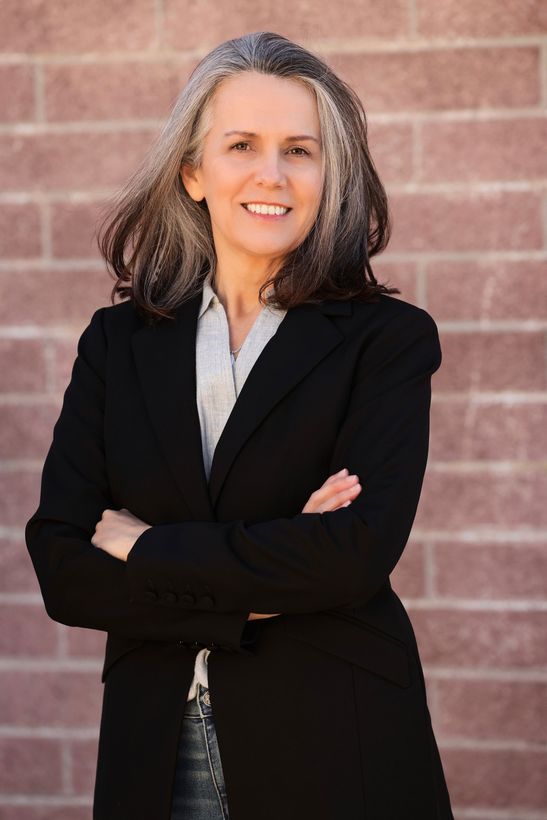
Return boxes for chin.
[241,243,293,257]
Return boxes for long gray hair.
[97,31,399,324]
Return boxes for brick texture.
[0,671,103,727]
[163,0,410,47]
[1,3,546,817]
[0,738,63,793]
[0,65,35,121]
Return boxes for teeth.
[244,203,289,216]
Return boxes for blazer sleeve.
[126,307,443,614]
[25,307,258,653]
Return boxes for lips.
[241,203,292,217]
[241,202,292,210]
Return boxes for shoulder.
[346,294,440,339]
[86,299,141,342]
[100,298,140,327]
[342,294,442,373]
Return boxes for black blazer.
[25,290,454,820]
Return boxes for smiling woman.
[179,71,324,288]
[26,30,454,820]
[96,31,399,326]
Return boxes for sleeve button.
[143,590,159,601]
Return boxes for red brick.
[0,204,41,258]
[330,47,540,113]
[70,739,99,793]
[0,268,112,324]
[409,609,547,668]
[164,0,409,48]
[427,260,547,320]
[433,329,545,391]
[417,470,547,529]
[421,117,547,182]
[50,201,110,260]
[364,259,418,303]
[0,604,58,656]
[0,470,42,526]
[430,402,547,461]
[0,0,156,53]
[0,535,38,593]
[0,65,35,121]
[435,543,547,600]
[390,540,426,598]
[0,130,158,191]
[0,340,47,392]
[388,191,542,252]
[367,121,414,183]
[66,626,107,659]
[0,809,90,820]
[0,670,103,727]
[442,748,547,810]
[0,403,60,459]
[438,678,547,743]
[44,60,194,122]
[416,0,547,37]
[0,737,63,792]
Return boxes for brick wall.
[1,2,546,817]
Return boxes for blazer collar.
[131,292,352,519]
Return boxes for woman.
[25,31,454,820]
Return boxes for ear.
[180,163,204,202]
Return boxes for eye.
[229,142,310,156]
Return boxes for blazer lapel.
[131,291,214,522]
[208,300,350,508]
[131,292,352,519]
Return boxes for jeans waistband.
[184,683,213,718]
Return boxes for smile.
[242,203,291,218]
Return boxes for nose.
[255,151,285,186]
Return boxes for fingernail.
[338,468,348,475]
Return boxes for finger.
[323,468,349,486]
[316,474,360,502]
[301,476,362,514]
[317,483,362,513]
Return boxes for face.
[181,71,323,276]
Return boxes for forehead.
[209,72,320,132]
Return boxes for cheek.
[205,160,240,198]
[299,171,323,206]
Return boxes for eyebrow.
[223,130,321,144]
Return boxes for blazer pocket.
[283,611,411,688]
[101,633,146,683]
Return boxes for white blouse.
[187,271,287,700]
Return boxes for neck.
[211,268,273,321]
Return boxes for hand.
[301,467,362,514]
[91,507,152,562]
[93,509,277,620]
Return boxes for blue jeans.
[170,683,230,820]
